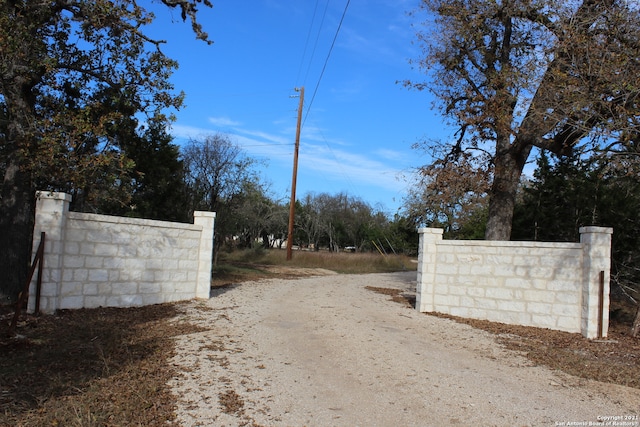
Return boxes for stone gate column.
[194,211,216,299]
[28,191,72,313]
[416,228,443,313]
[580,226,613,339]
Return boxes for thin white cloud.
[170,123,289,148]
[208,116,241,127]
[336,2,418,64]
[168,124,214,140]
[339,26,397,61]
[169,119,408,197]
[374,148,412,162]
[297,142,405,193]
[236,128,291,146]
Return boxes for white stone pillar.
[416,228,443,313]
[28,191,72,313]
[580,226,613,339]
[194,211,216,299]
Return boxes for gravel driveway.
[168,272,640,426]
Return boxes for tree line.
[35,125,420,260]
[104,132,420,260]
[129,134,419,262]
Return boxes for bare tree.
[182,134,262,264]
[296,192,382,252]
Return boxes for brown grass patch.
[0,302,207,427]
[365,286,415,307]
[444,314,640,389]
[214,249,415,284]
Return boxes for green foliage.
[513,151,640,304]
[386,215,420,256]
[454,207,487,240]
[513,153,590,242]
[97,119,190,222]
[0,0,213,298]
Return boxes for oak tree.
[0,0,213,300]
[406,0,640,240]
[403,148,490,239]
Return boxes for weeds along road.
[169,272,640,427]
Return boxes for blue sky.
[147,0,451,216]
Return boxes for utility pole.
[287,86,304,261]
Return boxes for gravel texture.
[168,272,640,427]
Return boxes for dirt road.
[168,272,640,426]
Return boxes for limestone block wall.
[28,191,215,314]
[416,227,612,339]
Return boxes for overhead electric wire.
[295,0,324,87]
[292,0,387,215]
[303,0,351,128]
[298,0,365,202]
[301,1,331,87]
[291,1,400,224]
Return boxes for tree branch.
[160,0,213,44]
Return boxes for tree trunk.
[1,38,42,302]
[0,153,36,302]
[485,143,532,241]
[1,74,40,301]
[632,305,640,338]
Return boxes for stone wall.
[28,191,215,314]
[416,227,613,338]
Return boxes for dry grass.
[263,249,416,273]
[0,303,206,427]
[216,248,416,276]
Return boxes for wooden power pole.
[286,86,304,260]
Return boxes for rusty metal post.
[34,232,46,315]
[597,270,604,339]
[7,232,45,336]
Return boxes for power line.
[302,1,330,87]
[293,1,385,214]
[303,0,351,127]
[295,0,323,87]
